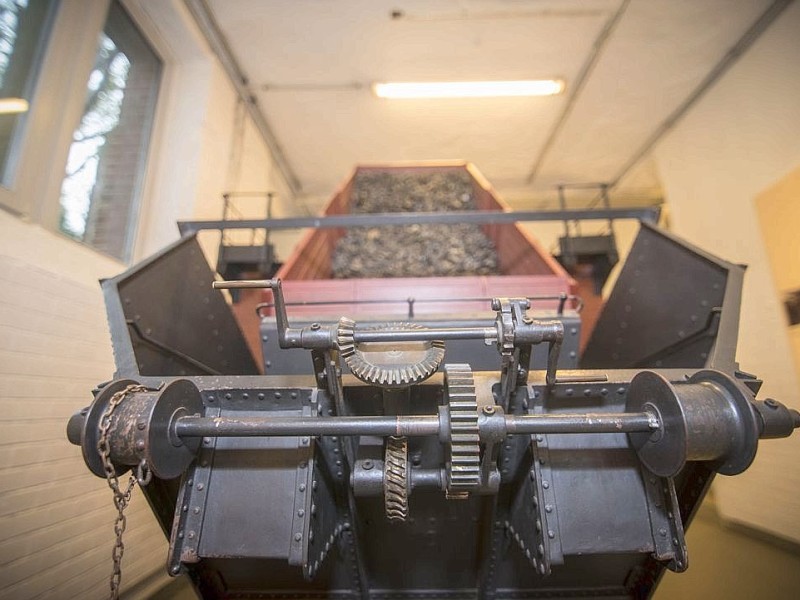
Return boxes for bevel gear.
[337,320,445,388]
[444,364,481,499]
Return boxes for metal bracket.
[168,405,220,574]
[288,405,316,567]
[640,466,688,572]
[530,432,564,568]
[505,433,564,576]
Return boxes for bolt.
[136,421,146,431]
[482,405,496,415]
[362,460,374,470]
[765,399,779,409]
[294,533,302,542]
[311,322,321,330]
[135,440,145,451]
[659,528,667,537]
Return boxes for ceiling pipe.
[183,0,302,197]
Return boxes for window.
[0,0,56,186]
[58,1,161,262]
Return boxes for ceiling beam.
[600,0,795,196]
[525,0,631,185]
[183,0,302,197]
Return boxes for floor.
[655,497,800,599]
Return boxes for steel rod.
[506,412,658,434]
[174,411,658,439]
[178,207,661,235]
[352,327,496,343]
[175,415,442,438]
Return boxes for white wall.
[0,213,173,600]
[653,1,800,543]
[0,1,298,598]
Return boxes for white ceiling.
[208,0,772,208]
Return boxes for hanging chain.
[96,384,152,600]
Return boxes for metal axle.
[173,411,658,439]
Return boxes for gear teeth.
[384,436,409,522]
[336,321,446,389]
[445,364,481,499]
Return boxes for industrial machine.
[67,216,798,599]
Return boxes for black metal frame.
[67,223,800,600]
[177,206,661,236]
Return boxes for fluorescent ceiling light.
[0,97,29,114]
[372,80,564,99]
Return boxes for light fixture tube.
[372,80,564,99]
[0,98,29,114]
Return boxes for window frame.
[0,0,165,266]
[57,1,163,263]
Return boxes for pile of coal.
[331,172,500,278]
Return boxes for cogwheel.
[384,436,409,522]
[444,364,481,499]
[337,320,445,388]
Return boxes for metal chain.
[96,384,151,600]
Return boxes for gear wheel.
[384,436,409,522]
[444,364,481,499]
[337,320,445,388]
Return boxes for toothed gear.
[337,320,445,388]
[444,364,481,499]
[384,436,409,522]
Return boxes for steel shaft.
[174,411,657,438]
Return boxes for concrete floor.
[655,498,800,600]
[152,497,800,599]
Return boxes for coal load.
[331,172,499,278]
